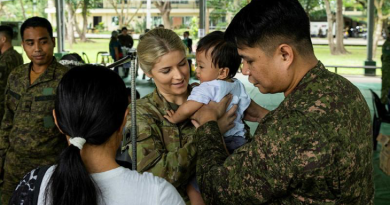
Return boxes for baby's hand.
[164,110,177,124]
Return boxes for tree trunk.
[154,1,172,29]
[80,0,89,42]
[65,2,76,47]
[373,18,383,59]
[19,0,26,19]
[324,0,336,55]
[126,1,143,26]
[206,8,209,34]
[372,0,390,58]
[335,0,348,54]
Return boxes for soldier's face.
[146,50,190,97]
[22,27,55,67]
[238,45,290,94]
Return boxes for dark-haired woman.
[9,65,184,205]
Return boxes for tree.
[373,0,390,58]
[65,0,82,47]
[154,0,172,29]
[19,0,27,19]
[107,0,143,29]
[299,0,322,15]
[324,0,348,55]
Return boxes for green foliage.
[95,22,105,30]
[0,0,48,21]
[298,0,323,14]
[190,16,198,39]
[134,19,146,34]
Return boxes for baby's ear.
[218,67,230,80]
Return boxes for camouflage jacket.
[124,87,197,200]
[0,48,23,123]
[195,61,374,204]
[0,58,68,160]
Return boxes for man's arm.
[195,111,332,204]
[164,100,203,124]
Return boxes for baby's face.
[195,50,221,83]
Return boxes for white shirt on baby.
[187,78,251,137]
[38,166,185,205]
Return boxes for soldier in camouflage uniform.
[191,0,374,204]
[0,17,68,204]
[381,27,390,104]
[125,28,235,204]
[0,25,24,123]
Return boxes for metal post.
[131,55,137,171]
[198,0,206,38]
[364,0,376,76]
[55,0,65,54]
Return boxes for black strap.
[33,165,51,205]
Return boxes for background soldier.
[0,17,68,204]
[118,27,134,49]
[381,27,390,104]
[0,25,23,122]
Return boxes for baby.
[164,31,250,152]
[164,31,251,205]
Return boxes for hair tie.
[69,137,86,150]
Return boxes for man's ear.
[52,37,56,47]
[217,67,230,80]
[278,44,294,69]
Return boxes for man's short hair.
[121,27,127,32]
[197,31,241,78]
[184,31,190,36]
[20,16,53,40]
[225,0,313,56]
[0,25,13,39]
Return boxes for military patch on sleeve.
[43,116,55,128]
[42,88,54,96]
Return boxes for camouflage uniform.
[0,48,23,123]
[124,87,197,203]
[381,38,390,104]
[195,61,374,204]
[0,59,68,205]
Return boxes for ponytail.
[44,65,128,205]
[45,144,98,205]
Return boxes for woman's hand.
[191,94,232,128]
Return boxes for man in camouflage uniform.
[191,0,374,204]
[0,25,24,122]
[381,27,390,104]
[0,17,68,204]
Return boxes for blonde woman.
[125,28,236,203]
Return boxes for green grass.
[13,40,384,76]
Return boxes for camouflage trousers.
[381,63,390,104]
[0,151,57,205]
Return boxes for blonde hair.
[137,28,186,74]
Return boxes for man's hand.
[244,100,269,122]
[191,94,232,128]
[217,104,237,134]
